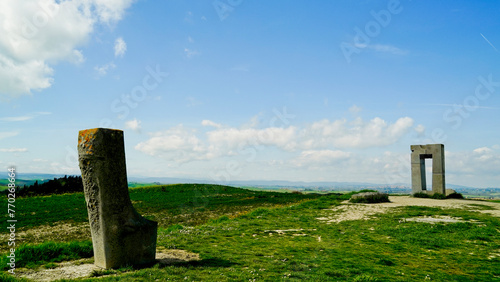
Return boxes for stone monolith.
[410,144,445,195]
[78,128,157,269]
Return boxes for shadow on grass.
[166,257,237,268]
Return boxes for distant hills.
[0,172,65,181]
[0,172,495,190]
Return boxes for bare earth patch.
[16,259,100,282]
[402,215,479,224]
[15,249,199,282]
[317,196,500,224]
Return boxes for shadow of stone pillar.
[78,128,157,269]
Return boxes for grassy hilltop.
[1,184,499,281]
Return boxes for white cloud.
[0,148,28,152]
[92,0,134,23]
[184,48,200,58]
[184,11,193,23]
[242,114,262,129]
[94,62,116,77]
[201,120,222,128]
[207,127,297,151]
[0,116,32,122]
[0,56,54,96]
[299,117,414,149]
[446,147,500,186]
[414,124,425,135]
[135,125,213,163]
[0,131,19,139]
[349,104,362,114]
[473,147,492,154]
[114,37,127,57]
[354,43,408,55]
[0,0,134,98]
[134,118,499,186]
[0,112,51,122]
[370,44,408,55]
[136,114,414,165]
[125,118,141,132]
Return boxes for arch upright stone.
[410,144,445,195]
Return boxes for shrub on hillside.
[413,191,464,200]
[446,192,464,199]
[350,192,389,203]
[431,193,447,199]
[412,192,430,198]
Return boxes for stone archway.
[410,144,445,195]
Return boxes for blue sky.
[1,0,499,187]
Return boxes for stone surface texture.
[411,144,445,195]
[78,128,157,269]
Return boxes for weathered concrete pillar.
[410,144,445,195]
[78,128,157,269]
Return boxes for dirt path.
[15,249,200,281]
[317,196,500,224]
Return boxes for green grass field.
[1,184,499,281]
[0,184,323,252]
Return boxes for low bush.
[431,193,447,200]
[413,192,464,200]
[413,192,430,198]
[446,192,464,199]
[350,192,389,203]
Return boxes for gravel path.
[317,196,500,224]
[16,249,199,281]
